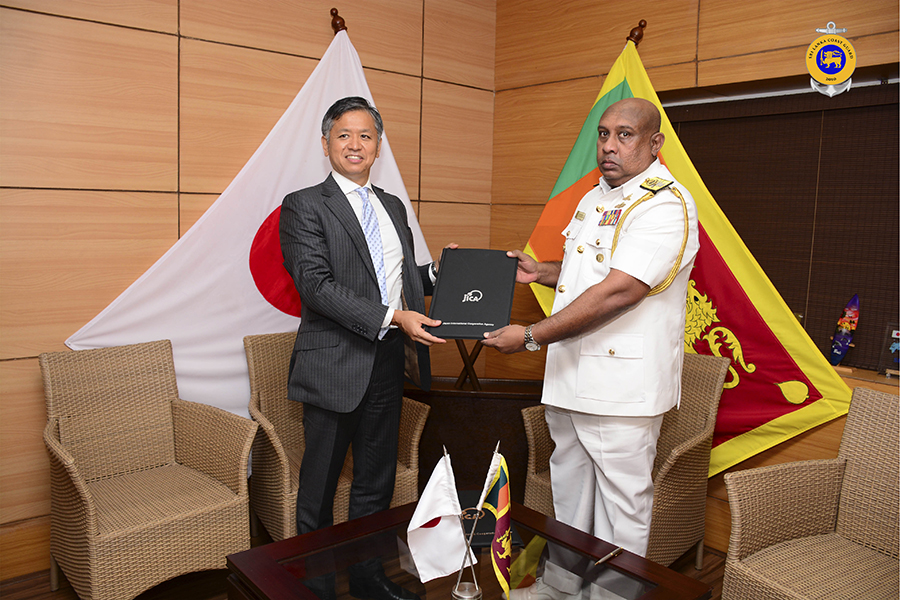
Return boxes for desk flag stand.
[452,442,503,600]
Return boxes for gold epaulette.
[639,177,673,192]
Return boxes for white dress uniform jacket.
[542,159,700,417]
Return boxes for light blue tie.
[357,187,390,337]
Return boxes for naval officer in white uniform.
[483,97,699,600]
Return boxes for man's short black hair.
[321,96,384,140]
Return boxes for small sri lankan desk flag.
[482,455,512,594]
[524,41,851,476]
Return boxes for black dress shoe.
[349,571,421,600]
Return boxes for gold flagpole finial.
[331,8,347,35]
[627,20,647,46]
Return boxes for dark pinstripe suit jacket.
[279,174,432,412]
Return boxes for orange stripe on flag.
[529,169,600,264]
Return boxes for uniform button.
[596,239,601,245]
[608,349,616,356]
[577,245,584,253]
[596,254,604,263]
[563,243,567,253]
[596,205,603,213]
[566,230,571,236]
[558,284,566,293]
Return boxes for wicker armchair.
[243,331,431,541]
[39,340,258,600]
[722,387,899,600]
[521,353,730,567]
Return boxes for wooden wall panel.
[419,203,491,257]
[496,0,897,92]
[180,51,423,198]
[0,517,50,582]
[180,0,333,59]
[2,0,178,32]
[647,61,697,92]
[424,0,495,89]
[0,190,178,358]
[179,194,219,236]
[697,47,801,87]
[493,77,602,206]
[179,39,318,194]
[495,0,698,91]
[180,0,423,77]
[0,360,48,524]
[851,31,900,70]
[698,0,899,61]
[490,204,544,253]
[421,81,494,204]
[0,9,177,191]
[366,70,423,200]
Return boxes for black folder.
[427,249,518,339]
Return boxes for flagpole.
[454,441,500,593]
[446,446,479,593]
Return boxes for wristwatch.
[524,324,541,352]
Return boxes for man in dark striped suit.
[280,96,446,600]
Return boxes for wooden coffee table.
[227,501,710,600]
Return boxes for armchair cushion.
[729,533,898,600]
[90,463,240,535]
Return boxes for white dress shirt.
[331,171,403,330]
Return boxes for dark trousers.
[295,330,404,536]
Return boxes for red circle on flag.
[249,207,302,317]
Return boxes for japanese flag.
[66,31,431,416]
[407,454,476,582]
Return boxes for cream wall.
[1,0,898,581]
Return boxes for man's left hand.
[481,324,526,354]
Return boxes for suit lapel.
[374,186,413,262]
[321,175,378,284]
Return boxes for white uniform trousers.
[542,406,664,595]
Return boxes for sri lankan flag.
[482,455,512,594]
[525,41,852,476]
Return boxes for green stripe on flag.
[548,80,634,199]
